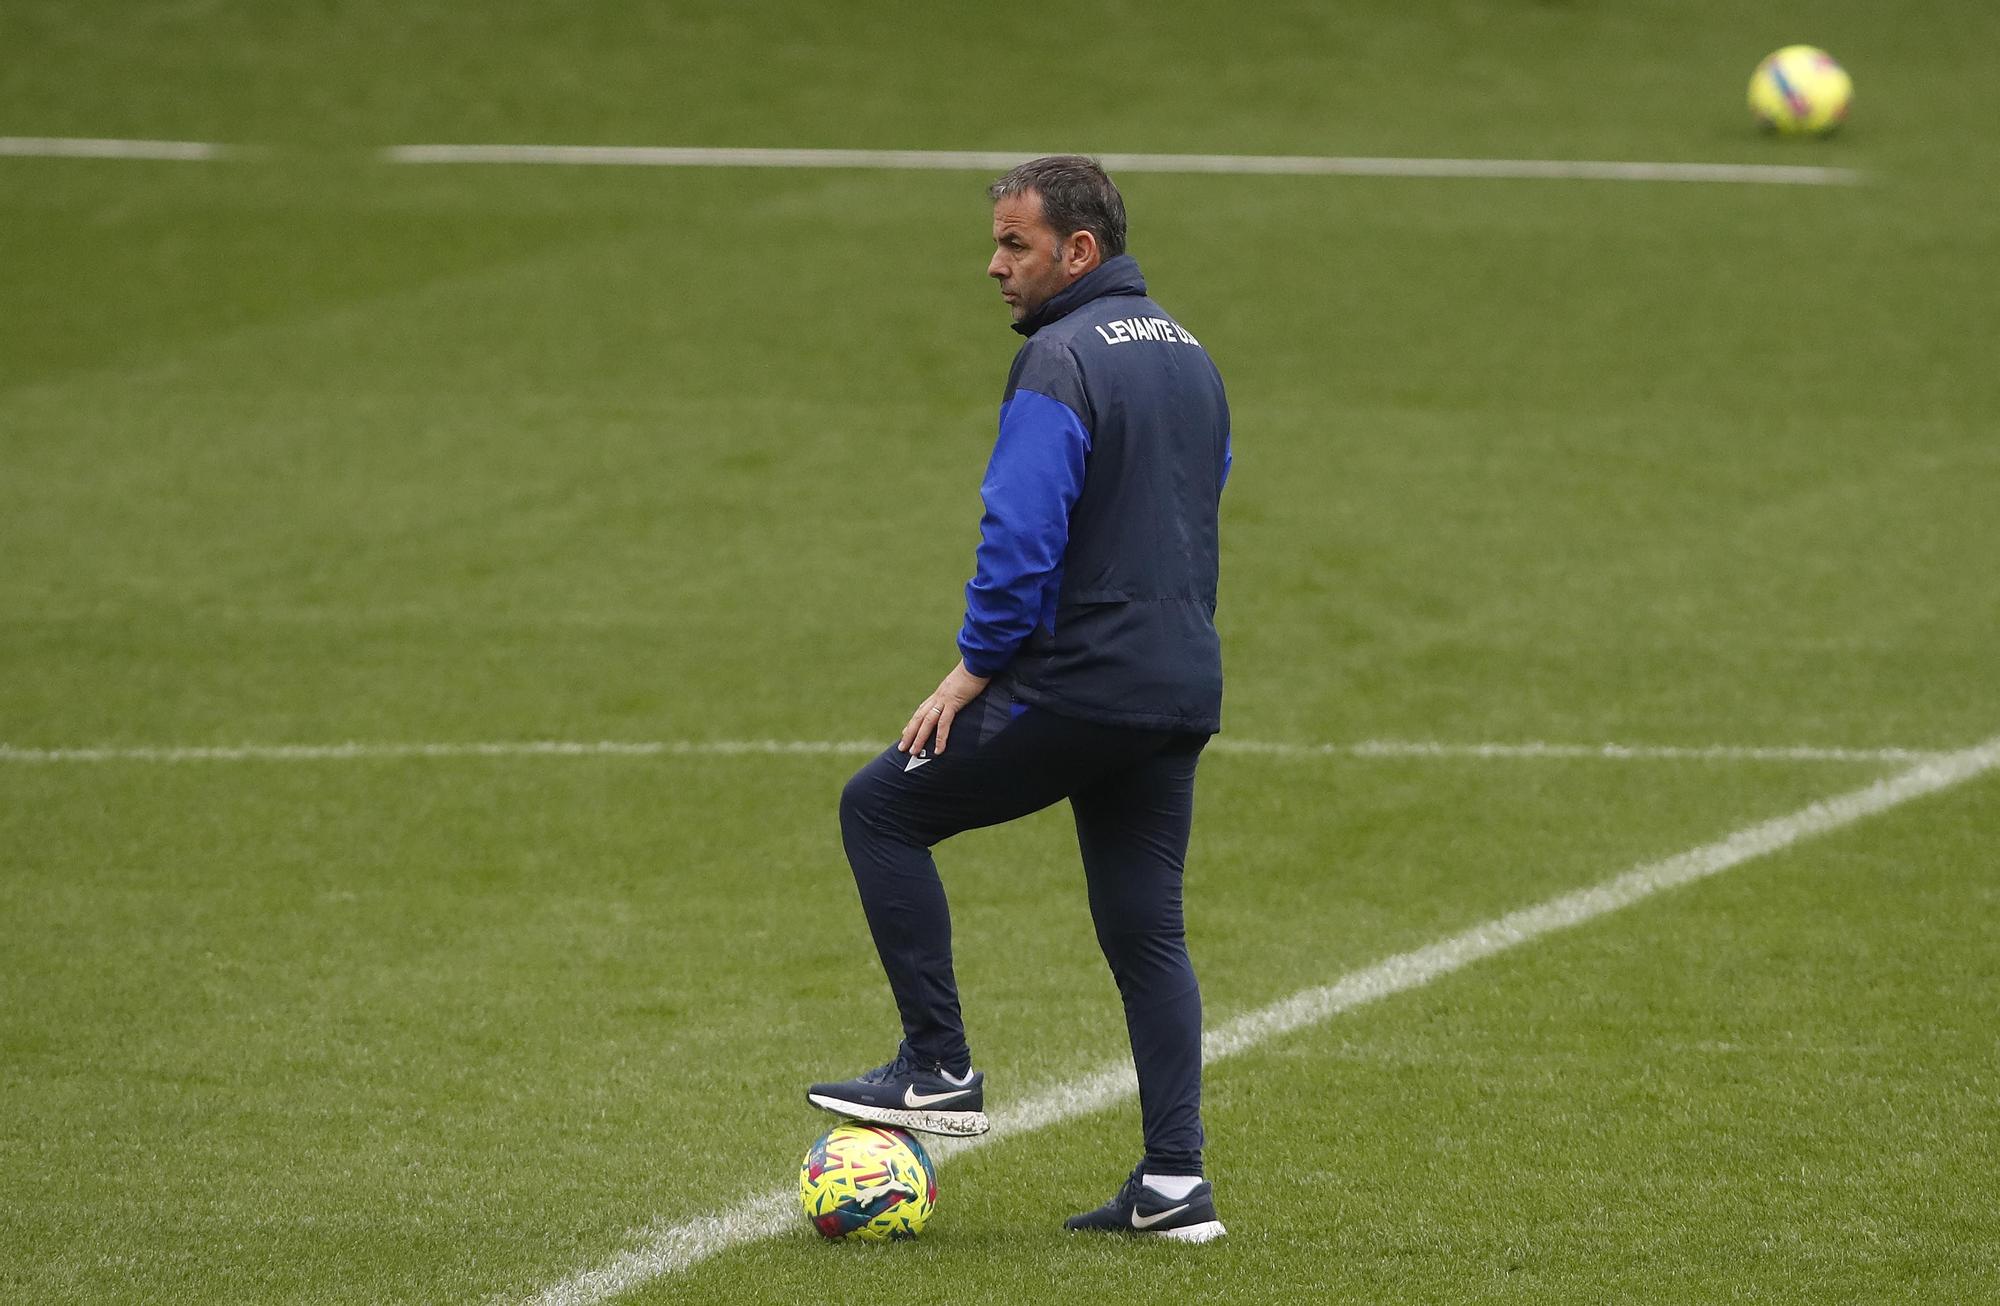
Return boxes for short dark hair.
[987,155,1127,259]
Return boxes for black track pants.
[838,679,1209,1174]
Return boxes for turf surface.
[4,1,1998,1301]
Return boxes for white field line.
[0,136,1862,186]
[0,136,1863,186]
[385,143,1861,187]
[0,740,878,764]
[514,734,2000,1306]
[1215,739,1949,764]
[0,738,1944,766]
[0,136,238,161]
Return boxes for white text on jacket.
[1094,317,1201,347]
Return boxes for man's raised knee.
[840,759,904,843]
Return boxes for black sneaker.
[806,1043,990,1137]
[1064,1164,1227,1243]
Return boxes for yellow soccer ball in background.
[1749,46,1853,136]
[799,1123,937,1241]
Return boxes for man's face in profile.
[987,191,1076,323]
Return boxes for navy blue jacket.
[956,254,1231,732]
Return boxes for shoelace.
[860,1047,925,1085]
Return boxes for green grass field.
[5,2,1998,1301]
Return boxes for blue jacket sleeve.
[957,387,1092,677]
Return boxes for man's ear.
[1063,228,1102,278]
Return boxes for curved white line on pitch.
[509,735,2000,1306]
[0,738,1943,765]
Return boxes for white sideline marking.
[0,136,236,161]
[0,740,877,764]
[386,143,1860,187]
[1213,739,1947,765]
[0,137,1863,186]
[512,735,2000,1306]
[0,136,1861,186]
[0,738,1941,766]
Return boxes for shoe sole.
[1065,1219,1228,1243]
[1150,1219,1227,1244]
[806,1092,991,1137]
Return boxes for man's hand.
[899,660,992,758]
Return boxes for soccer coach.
[808,156,1231,1242]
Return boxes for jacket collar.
[1012,254,1147,337]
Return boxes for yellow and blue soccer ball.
[1748,46,1853,136]
[799,1123,937,1241]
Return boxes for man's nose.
[987,251,1006,279]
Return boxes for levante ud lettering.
[1094,316,1200,347]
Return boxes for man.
[807,156,1232,1243]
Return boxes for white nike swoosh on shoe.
[901,1085,973,1108]
[1130,1203,1191,1230]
